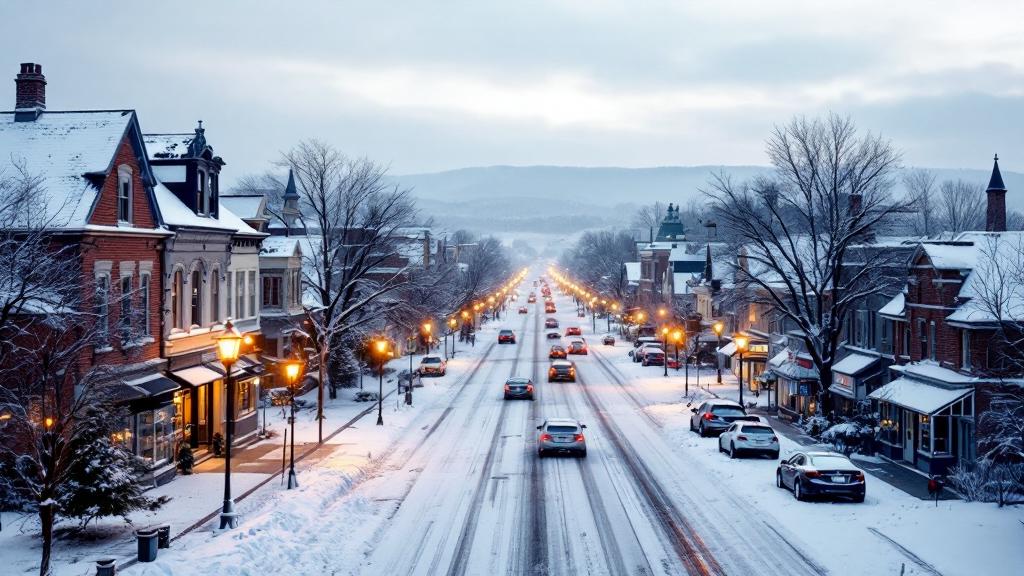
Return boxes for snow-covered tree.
[561,230,638,303]
[706,113,904,403]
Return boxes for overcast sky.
[2,0,1022,184]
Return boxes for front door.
[903,411,916,463]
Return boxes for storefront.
[718,336,769,393]
[770,349,821,421]
[869,374,974,476]
[112,374,182,485]
[829,352,882,415]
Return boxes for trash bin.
[136,529,159,562]
[95,558,117,576]
[156,524,171,549]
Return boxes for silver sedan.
[718,421,780,459]
[537,418,587,458]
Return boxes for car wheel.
[776,471,784,489]
[853,494,865,503]
[769,450,780,460]
[729,443,737,459]
[794,481,805,501]
[699,422,708,438]
[579,449,587,458]
[538,450,546,459]
[718,439,724,453]
[690,418,696,432]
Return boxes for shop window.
[918,415,931,453]
[933,416,950,454]
[138,405,175,465]
[237,379,256,416]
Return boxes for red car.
[565,327,582,336]
[549,345,567,359]
[567,340,588,355]
[498,329,517,344]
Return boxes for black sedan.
[776,451,866,503]
[504,377,534,400]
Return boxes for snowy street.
[57,279,1013,576]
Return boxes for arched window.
[191,269,203,327]
[172,270,183,330]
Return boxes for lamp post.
[608,303,617,332]
[285,362,300,490]
[734,334,749,407]
[662,326,670,377]
[215,320,243,529]
[591,297,598,331]
[449,318,458,357]
[713,321,724,384]
[375,339,387,425]
[461,310,470,342]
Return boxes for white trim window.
[117,165,133,224]
[248,271,256,318]
[211,268,220,324]
[961,330,971,370]
[197,169,207,216]
[120,275,132,344]
[95,275,110,342]
[190,270,203,328]
[139,273,150,337]
[236,271,245,319]
[225,271,233,320]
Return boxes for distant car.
[567,340,588,355]
[528,295,537,303]
[777,451,866,503]
[630,342,663,363]
[548,360,576,382]
[689,399,758,437]
[545,318,559,329]
[519,306,529,314]
[504,377,534,401]
[546,331,561,340]
[498,330,517,344]
[537,418,587,458]
[602,334,615,346]
[418,355,447,376]
[641,349,665,366]
[549,345,567,359]
[565,327,582,336]
[545,304,556,313]
[718,421,780,459]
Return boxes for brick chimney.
[15,63,46,110]
[986,154,1007,232]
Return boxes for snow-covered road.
[115,276,1024,576]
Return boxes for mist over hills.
[393,165,1024,237]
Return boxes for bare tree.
[631,201,665,242]
[282,140,419,442]
[706,114,903,405]
[233,170,288,228]
[937,178,986,234]
[562,230,638,303]
[903,168,937,237]
[456,234,512,308]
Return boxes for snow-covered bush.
[947,460,1024,507]
[354,391,380,403]
[821,422,874,456]
[802,415,829,437]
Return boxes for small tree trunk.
[317,345,327,444]
[39,502,53,576]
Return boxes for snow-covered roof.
[219,204,266,238]
[669,245,704,262]
[895,362,978,385]
[832,353,880,377]
[143,133,194,159]
[945,232,1024,324]
[916,242,978,271]
[718,342,737,356]
[869,377,972,414]
[261,236,302,258]
[0,110,134,228]
[624,262,640,283]
[220,195,266,220]
[878,292,905,319]
[766,348,819,380]
[673,272,695,295]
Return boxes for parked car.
[641,349,665,366]
[689,399,758,437]
[602,334,615,345]
[546,331,561,340]
[545,318,559,329]
[519,306,529,314]
[545,303,557,313]
[548,360,576,382]
[565,327,582,336]
[498,329,517,344]
[630,342,663,363]
[396,370,422,391]
[418,356,447,377]
[567,340,588,355]
[633,333,658,348]
[504,377,534,400]
[528,295,537,303]
[537,418,587,458]
[718,421,780,459]
[777,451,866,502]
[549,345,567,359]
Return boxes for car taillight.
[804,471,821,479]
[737,435,748,441]
[573,434,585,442]
[539,434,552,441]
[527,385,533,391]
[772,436,779,442]
[856,472,865,482]
[703,413,715,420]
[549,368,556,374]
[504,385,510,391]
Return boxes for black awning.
[133,376,180,396]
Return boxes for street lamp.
[734,334,749,407]
[713,321,724,384]
[215,320,244,529]
[375,339,388,426]
[285,362,301,489]
[662,326,670,377]
[609,303,618,332]
[448,318,458,357]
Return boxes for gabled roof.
[945,231,1024,324]
[0,110,150,229]
[152,180,264,237]
[261,236,302,258]
[220,195,267,220]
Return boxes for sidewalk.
[693,370,956,502]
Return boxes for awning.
[869,377,973,415]
[832,353,881,378]
[717,342,737,356]
[828,384,856,400]
[129,374,180,396]
[170,365,223,387]
[768,350,789,367]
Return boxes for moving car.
[718,421,780,459]
[602,334,615,345]
[638,344,663,362]
[565,327,582,336]
[546,331,561,340]
[549,345,567,359]
[498,329,517,344]
[545,303,557,313]
[567,340,588,355]
[537,418,587,458]
[504,377,534,400]
[417,355,447,377]
[689,399,758,437]
[519,306,529,314]
[545,318,559,329]
[548,360,576,382]
[777,451,866,502]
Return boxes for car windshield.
[808,455,856,469]
[547,425,579,434]
[507,378,529,385]
[742,426,774,435]
[500,330,513,335]
[711,406,746,417]
[422,357,442,364]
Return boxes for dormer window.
[117,165,133,224]
[208,172,217,217]
[197,168,207,215]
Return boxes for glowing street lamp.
[285,362,301,489]
[215,320,244,529]
[734,334,750,406]
[662,326,670,377]
[375,339,388,425]
[713,322,725,384]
